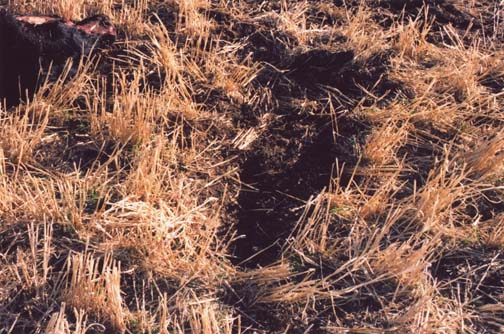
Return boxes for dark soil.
[431,246,504,332]
[232,114,364,267]
[376,0,504,46]
[228,38,403,269]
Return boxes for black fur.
[0,10,115,108]
[0,10,39,108]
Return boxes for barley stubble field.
[0,0,503,333]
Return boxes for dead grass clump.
[339,4,391,60]
[413,156,469,236]
[64,252,126,331]
[461,132,504,180]
[0,106,49,163]
[363,120,411,166]
[89,70,158,146]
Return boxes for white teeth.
[16,16,56,25]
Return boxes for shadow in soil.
[233,117,365,268]
[385,0,474,28]
[378,0,504,46]
[230,45,402,268]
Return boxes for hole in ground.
[232,114,366,268]
[230,47,402,268]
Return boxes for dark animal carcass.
[0,10,115,108]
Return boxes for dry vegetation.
[0,0,504,333]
